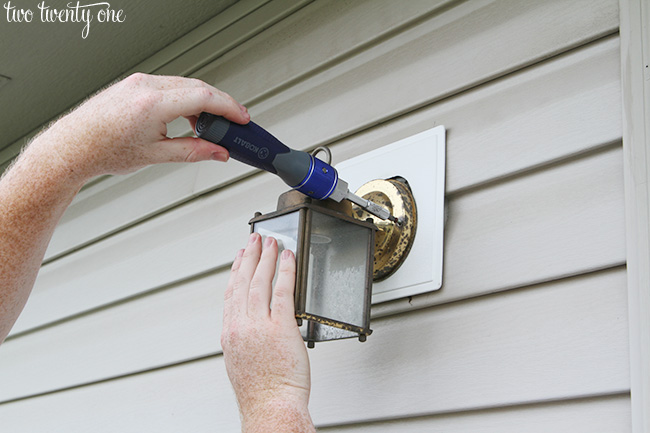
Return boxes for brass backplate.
[352,178,417,281]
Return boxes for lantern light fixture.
[250,171,417,348]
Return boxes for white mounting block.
[336,126,446,304]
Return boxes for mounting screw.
[359,334,367,342]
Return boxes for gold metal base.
[352,178,417,281]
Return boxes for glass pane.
[253,211,300,256]
[305,211,371,328]
[253,211,300,295]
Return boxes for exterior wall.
[0,0,630,431]
[619,0,650,431]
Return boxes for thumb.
[156,137,230,163]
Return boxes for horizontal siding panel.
[309,268,630,425]
[422,36,621,193]
[0,269,629,429]
[441,146,626,303]
[319,395,631,433]
[194,0,618,195]
[44,35,621,264]
[234,0,618,162]
[153,0,312,77]
[195,0,455,104]
[202,0,617,108]
[0,272,226,402]
[44,163,200,261]
[0,358,241,433]
[376,146,626,315]
[123,0,273,77]
[325,36,621,194]
[11,144,625,336]
[43,160,253,262]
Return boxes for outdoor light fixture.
[250,190,376,347]
[250,172,417,348]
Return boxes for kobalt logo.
[234,136,258,152]
[234,136,269,159]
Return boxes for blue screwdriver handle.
[195,112,339,200]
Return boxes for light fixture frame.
[249,190,376,344]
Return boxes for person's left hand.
[221,233,314,432]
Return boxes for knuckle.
[133,90,162,113]
[241,248,259,263]
[197,87,214,102]
[220,327,236,348]
[125,72,148,86]
[273,285,290,299]
[273,288,287,299]
[221,324,249,350]
[184,148,201,163]
[249,276,264,292]
[187,77,205,87]
[279,266,296,278]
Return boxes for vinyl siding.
[0,0,629,431]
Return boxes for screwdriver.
[195,113,399,224]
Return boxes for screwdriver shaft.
[345,191,399,224]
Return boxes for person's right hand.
[32,73,249,182]
[221,233,315,432]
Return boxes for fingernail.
[281,249,292,260]
[211,151,228,162]
[264,236,274,248]
[248,233,258,246]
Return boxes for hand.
[0,74,249,344]
[221,233,315,432]
[32,73,249,181]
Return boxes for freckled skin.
[0,73,313,430]
[0,74,250,342]
[223,234,315,432]
[0,73,249,345]
[0,74,316,428]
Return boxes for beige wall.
[0,0,630,431]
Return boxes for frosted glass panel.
[253,211,300,296]
[304,211,371,328]
[253,211,300,255]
